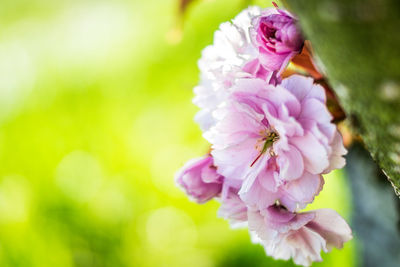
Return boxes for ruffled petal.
[324,132,347,173]
[306,209,353,251]
[282,172,324,205]
[291,132,329,174]
[277,144,304,181]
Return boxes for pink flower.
[175,156,223,203]
[251,6,303,75]
[205,75,346,211]
[179,5,351,266]
[249,206,352,266]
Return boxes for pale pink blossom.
[249,206,352,266]
[175,156,223,203]
[205,75,346,211]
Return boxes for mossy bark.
[284,0,400,196]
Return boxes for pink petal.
[211,137,259,180]
[218,189,248,227]
[283,227,326,266]
[282,172,324,204]
[239,176,279,209]
[201,165,222,183]
[306,209,353,251]
[248,209,279,241]
[258,168,278,192]
[291,132,329,174]
[299,98,332,123]
[264,85,301,117]
[282,75,325,103]
[324,132,347,173]
[277,144,304,181]
[263,206,315,233]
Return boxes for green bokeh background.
[0,0,354,266]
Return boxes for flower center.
[260,22,276,40]
[250,130,279,167]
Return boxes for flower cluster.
[176,5,352,266]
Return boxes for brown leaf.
[291,41,323,80]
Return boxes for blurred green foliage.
[0,0,354,266]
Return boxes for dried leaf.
[291,41,323,80]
